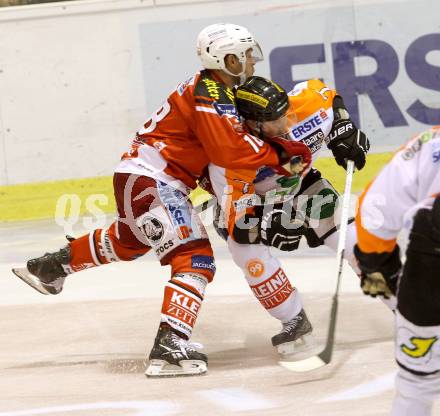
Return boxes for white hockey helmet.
[196,23,263,78]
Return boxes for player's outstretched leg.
[12,221,151,295]
[12,246,71,295]
[146,325,208,378]
[271,308,315,357]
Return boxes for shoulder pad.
[194,71,235,104]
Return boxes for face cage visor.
[223,42,264,85]
[248,42,264,64]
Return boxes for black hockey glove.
[354,244,402,299]
[326,96,370,170]
[258,207,305,251]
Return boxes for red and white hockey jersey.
[115,70,279,192]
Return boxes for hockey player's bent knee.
[168,241,216,282]
[227,239,302,321]
[227,238,277,276]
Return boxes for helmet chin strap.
[223,60,247,85]
[256,122,265,141]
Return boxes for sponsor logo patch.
[401,131,434,161]
[301,129,325,154]
[155,239,174,256]
[319,109,328,120]
[250,268,294,310]
[233,194,258,211]
[291,114,323,139]
[400,336,438,358]
[202,78,221,100]
[236,89,269,108]
[214,102,237,117]
[157,181,194,242]
[163,285,201,330]
[191,255,216,273]
[246,259,265,278]
[176,75,195,96]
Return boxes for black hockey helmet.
[235,76,289,122]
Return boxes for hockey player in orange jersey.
[354,127,440,415]
[205,75,371,359]
[11,23,309,377]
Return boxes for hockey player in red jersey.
[12,23,308,377]
[206,75,371,359]
[355,127,440,415]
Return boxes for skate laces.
[169,332,204,353]
[282,314,303,334]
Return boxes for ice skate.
[12,246,71,295]
[272,309,318,359]
[145,325,207,378]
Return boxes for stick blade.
[279,355,327,372]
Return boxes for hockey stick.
[280,160,355,372]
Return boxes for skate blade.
[276,333,321,360]
[12,268,53,295]
[279,355,326,372]
[145,359,207,378]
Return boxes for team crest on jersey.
[140,216,164,246]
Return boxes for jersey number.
[138,100,171,135]
[244,134,264,153]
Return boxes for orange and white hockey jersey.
[356,126,440,254]
[115,70,279,192]
[286,79,336,157]
[209,79,338,237]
